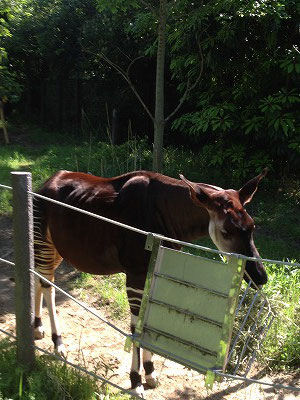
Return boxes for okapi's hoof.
[52,334,66,358]
[34,317,44,339]
[145,373,159,388]
[34,327,45,340]
[130,385,144,398]
[54,343,66,358]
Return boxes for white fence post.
[11,172,35,369]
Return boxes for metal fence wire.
[0,178,300,396]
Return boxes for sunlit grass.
[0,339,131,400]
[261,262,300,370]
[72,273,129,320]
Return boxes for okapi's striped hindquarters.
[32,169,267,397]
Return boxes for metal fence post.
[11,172,35,369]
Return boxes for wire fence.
[0,176,299,397]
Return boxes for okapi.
[33,169,268,396]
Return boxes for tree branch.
[101,52,155,122]
[83,47,154,122]
[165,40,204,123]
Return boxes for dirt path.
[0,216,299,399]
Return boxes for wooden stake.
[12,172,35,370]
[0,101,9,144]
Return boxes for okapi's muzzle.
[243,238,268,286]
[244,261,268,286]
[244,258,268,286]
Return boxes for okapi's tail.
[33,193,63,280]
[33,196,48,246]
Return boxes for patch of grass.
[0,146,35,214]
[0,339,131,400]
[261,262,300,370]
[72,273,129,320]
[227,262,300,374]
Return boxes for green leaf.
[281,120,289,136]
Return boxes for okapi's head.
[180,169,268,286]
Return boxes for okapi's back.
[33,170,163,275]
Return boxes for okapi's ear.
[179,174,213,209]
[239,168,268,206]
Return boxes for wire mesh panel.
[132,235,245,381]
[225,280,275,377]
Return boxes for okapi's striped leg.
[143,349,157,388]
[34,275,44,339]
[34,220,65,355]
[127,283,144,396]
[130,313,144,397]
[42,276,65,356]
[127,283,158,396]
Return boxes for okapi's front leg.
[143,349,157,388]
[127,279,159,396]
[130,313,144,397]
[129,316,158,396]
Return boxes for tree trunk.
[152,0,166,173]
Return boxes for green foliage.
[0,1,23,101]
[97,0,141,14]
[0,67,22,102]
[262,263,300,369]
[2,0,299,176]
[0,340,130,399]
[228,262,300,373]
[170,1,300,175]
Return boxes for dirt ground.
[0,214,299,399]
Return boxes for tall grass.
[0,339,131,400]
[262,262,300,370]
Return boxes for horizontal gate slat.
[151,276,229,325]
[142,329,218,372]
[153,272,228,298]
[158,247,236,295]
[149,299,223,327]
[144,303,223,353]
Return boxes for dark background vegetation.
[1,0,299,181]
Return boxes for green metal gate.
[129,235,245,386]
